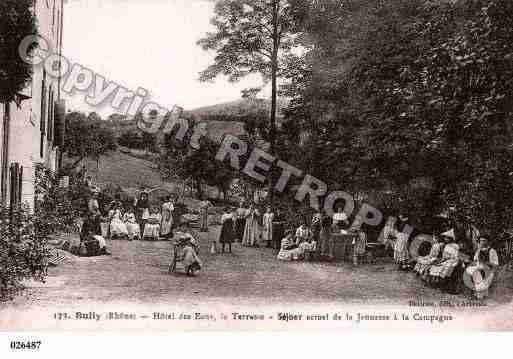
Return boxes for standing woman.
[242,204,261,247]
[311,210,322,243]
[87,191,103,236]
[136,191,150,235]
[272,208,286,250]
[160,195,174,239]
[235,201,247,243]
[262,206,274,248]
[199,200,211,232]
[319,211,333,260]
[219,207,234,253]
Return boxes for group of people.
[381,216,500,299]
[217,202,287,253]
[277,208,368,264]
[82,189,176,243]
[107,192,176,241]
[216,204,368,265]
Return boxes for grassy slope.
[74,151,174,195]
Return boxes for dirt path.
[1,227,512,330]
[3,227,512,308]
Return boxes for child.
[109,202,129,240]
[219,207,234,253]
[123,206,141,241]
[143,206,162,240]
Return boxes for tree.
[118,129,143,149]
[141,131,157,154]
[160,120,236,201]
[0,0,38,102]
[62,112,117,171]
[286,0,513,237]
[197,0,297,203]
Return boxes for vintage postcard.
[1,0,513,338]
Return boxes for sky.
[62,0,266,116]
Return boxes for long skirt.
[126,222,141,240]
[110,219,128,237]
[272,222,285,250]
[394,237,409,264]
[161,214,173,237]
[235,218,246,242]
[143,223,160,239]
[414,256,437,275]
[200,209,209,231]
[219,219,234,244]
[319,228,333,258]
[466,264,495,299]
[178,246,203,269]
[262,223,273,244]
[137,208,150,234]
[429,259,460,278]
[277,247,303,261]
[242,220,260,247]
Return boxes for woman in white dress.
[465,237,499,299]
[242,204,261,247]
[143,206,162,240]
[123,206,141,241]
[262,206,274,248]
[109,202,129,239]
[160,196,174,239]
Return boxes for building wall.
[0,0,64,210]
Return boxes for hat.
[441,229,455,240]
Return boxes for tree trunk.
[268,0,280,207]
[195,180,203,200]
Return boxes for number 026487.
[10,341,42,350]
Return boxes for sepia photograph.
[1,0,513,337]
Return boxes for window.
[9,163,23,209]
[40,70,47,158]
[47,88,53,142]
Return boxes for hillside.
[189,98,287,120]
[70,151,175,197]
[69,151,224,208]
[103,98,287,142]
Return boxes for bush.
[0,205,49,301]
[0,165,82,301]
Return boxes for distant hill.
[103,98,287,145]
[190,98,288,121]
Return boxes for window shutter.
[40,70,47,158]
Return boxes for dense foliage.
[273,0,513,238]
[62,112,118,171]
[0,0,37,102]
[1,164,82,301]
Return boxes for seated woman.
[143,206,162,241]
[296,223,316,261]
[170,225,203,276]
[109,202,129,240]
[428,229,461,286]
[123,206,141,241]
[298,237,317,261]
[465,237,499,299]
[295,222,313,245]
[414,235,445,279]
[277,230,300,261]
